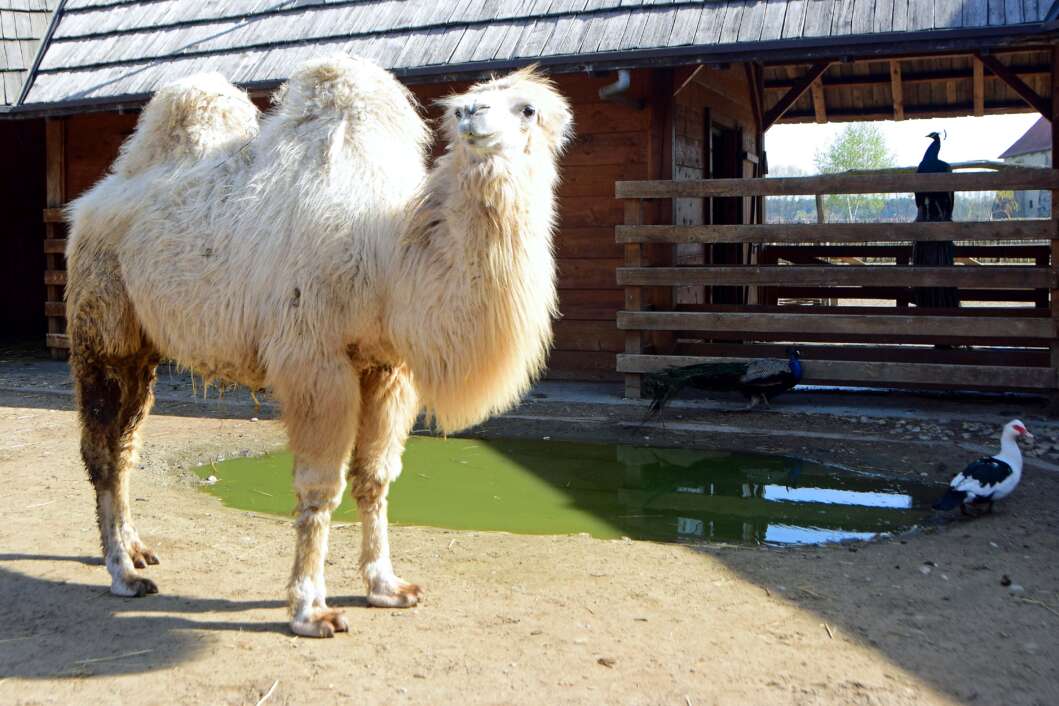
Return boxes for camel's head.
[440,65,573,162]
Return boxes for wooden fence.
[616,169,1059,398]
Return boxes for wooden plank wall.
[548,71,653,380]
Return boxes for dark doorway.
[0,119,47,352]
[709,123,745,305]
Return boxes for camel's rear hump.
[112,72,260,177]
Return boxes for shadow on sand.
[0,556,367,678]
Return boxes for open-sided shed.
[5,0,1058,392]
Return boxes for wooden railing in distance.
[615,168,1059,398]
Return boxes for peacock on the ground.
[912,131,960,309]
[644,348,802,417]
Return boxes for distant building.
[998,117,1052,219]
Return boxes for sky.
[764,112,1042,174]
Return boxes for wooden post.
[44,118,67,359]
[972,58,985,117]
[889,61,904,121]
[810,78,827,123]
[1050,46,1059,403]
[624,199,644,399]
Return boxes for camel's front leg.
[279,365,359,637]
[351,365,421,608]
[289,464,348,637]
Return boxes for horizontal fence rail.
[616,167,1059,397]
[617,311,1055,339]
[616,171,1059,199]
[617,355,1057,391]
[617,220,1056,244]
[617,266,1055,289]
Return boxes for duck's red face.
[1011,422,1032,440]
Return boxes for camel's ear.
[271,82,288,107]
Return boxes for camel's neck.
[391,150,559,432]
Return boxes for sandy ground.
[1,362,1058,706]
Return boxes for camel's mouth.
[460,131,502,154]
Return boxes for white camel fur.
[66,55,573,637]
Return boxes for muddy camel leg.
[278,362,360,637]
[71,349,160,597]
[350,365,421,608]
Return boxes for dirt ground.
[1,361,1058,706]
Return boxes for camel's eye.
[454,109,463,119]
[522,105,536,118]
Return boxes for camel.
[65,55,572,637]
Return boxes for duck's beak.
[1022,431,1035,442]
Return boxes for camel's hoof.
[129,544,160,569]
[111,575,159,597]
[368,581,422,608]
[290,609,349,638]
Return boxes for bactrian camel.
[66,55,573,637]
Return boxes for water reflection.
[196,438,940,546]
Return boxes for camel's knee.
[292,464,347,515]
[349,472,389,512]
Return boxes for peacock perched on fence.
[912,131,959,309]
[644,348,803,417]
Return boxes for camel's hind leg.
[71,348,160,597]
[350,365,420,608]
[275,360,360,637]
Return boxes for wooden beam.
[810,77,827,123]
[972,57,985,117]
[42,207,65,223]
[616,220,1056,244]
[45,120,63,208]
[976,53,1050,117]
[673,65,705,95]
[745,63,763,133]
[762,244,1046,259]
[764,64,1051,90]
[1050,45,1059,392]
[44,118,66,360]
[43,238,67,254]
[890,61,904,121]
[780,100,1032,123]
[616,266,1054,289]
[763,62,831,130]
[45,334,70,350]
[616,170,1059,199]
[44,270,67,286]
[617,355,1057,390]
[616,311,1055,339]
[623,199,644,399]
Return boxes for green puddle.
[195,437,941,546]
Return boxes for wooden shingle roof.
[0,0,57,106]
[15,0,1059,111]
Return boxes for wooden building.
[6,0,1059,393]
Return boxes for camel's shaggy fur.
[66,55,572,637]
